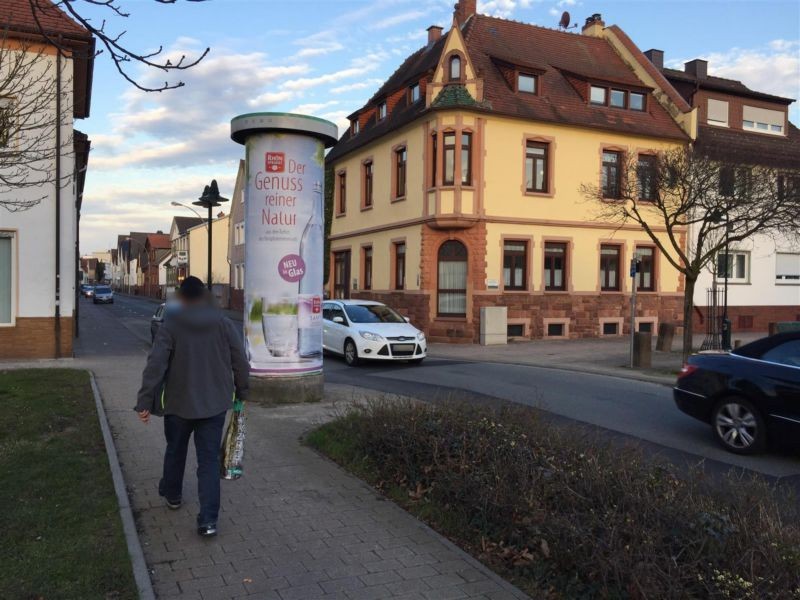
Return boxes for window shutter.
[776,253,800,278]
[743,106,784,129]
[707,99,729,125]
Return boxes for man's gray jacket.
[136,305,249,419]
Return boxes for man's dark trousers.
[159,411,227,526]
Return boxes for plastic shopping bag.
[221,399,246,480]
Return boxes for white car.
[322,300,427,366]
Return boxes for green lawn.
[0,369,137,600]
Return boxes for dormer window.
[378,102,387,120]
[518,73,537,94]
[409,83,421,103]
[609,89,626,108]
[351,119,360,135]
[742,105,785,135]
[629,92,646,111]
[590,85,607,105]
[449,55,462,81]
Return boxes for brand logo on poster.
[265,152,285,172]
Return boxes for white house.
[0,0,94,359]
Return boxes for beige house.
[187,213,230,287]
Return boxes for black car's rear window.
[733,332,800,359]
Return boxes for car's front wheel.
[712,397,766,455]
[344,339,359,367]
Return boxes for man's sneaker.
[197,524,217,537]
[165,498,182,510]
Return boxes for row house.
[0,0,94,358]
[166,216,203,288]
[646,52,800,332]
[326,3,696,342]
[141,232,171,298]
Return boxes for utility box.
[633,332,653,368]
[480,306,508,346]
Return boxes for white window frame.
[775,252,800,283]
[517,73,536,94]
[0,231,17,326]
[716,250,750,283]
[742,105,785,136]
[378,102,387,120]
[409,83,420,103]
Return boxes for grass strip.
[0,369,137,600]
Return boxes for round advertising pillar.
[230,113,337,404]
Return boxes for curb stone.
[89,371,156,600]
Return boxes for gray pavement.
[70,298,530,599]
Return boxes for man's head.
[178,276,206,305]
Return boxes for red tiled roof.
[328,15,687,162]
[0,0,90,39]
[146,233,171,249]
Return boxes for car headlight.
[359,331,384,342]
[417,331,426,341]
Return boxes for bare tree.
[31,0,210,92]
[581,147,800,360]
[0,31,70,210]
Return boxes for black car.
[151,303,166,342]
[674,332,800,455]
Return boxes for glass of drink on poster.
[262,297,299,358]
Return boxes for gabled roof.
[173,216,205,235]
[0,0,89,38]
[662,68,794,105]
[0,0,95,118]
[328,14,687,163]
[146,233,171,249]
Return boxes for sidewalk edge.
[88,371,156,600]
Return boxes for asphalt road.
[78,293,800,484]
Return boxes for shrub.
[308,400,800,599]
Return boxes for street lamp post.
[192,180,229,291]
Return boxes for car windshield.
[344,304,406,324]
[95,287,111,293]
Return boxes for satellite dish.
[559,11,570,29]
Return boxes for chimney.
[217,211,225,219]
[454,0,476,27]
[427,25,443,46]
[581,13,605,36]
[644,49,664,70]
[684,59,708,79]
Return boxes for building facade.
[0,0,94,358]
[326,3,696,343]
[141,232,171,298]
[165,216,203,288]
[187,213,230,304]
[650,53,800,332]
[228,160,246,311]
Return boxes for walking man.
[136,276,249,537]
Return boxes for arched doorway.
[437,240,467,316]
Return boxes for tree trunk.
[681,276,697,363]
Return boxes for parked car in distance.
[674,332,800,455]
[151,303,166,342]
[322,300,426,366]
[81,284,94,298]
[92,285,114,304]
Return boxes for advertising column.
[230,113,337,402]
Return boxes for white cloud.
[370,11,428,30]
[290,100,340,115]
[280,52,389,92]
[331,79,385,94]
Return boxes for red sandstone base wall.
[692,305,800,333]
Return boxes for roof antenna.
[558,11,577,30]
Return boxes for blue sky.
[79,0,800,253]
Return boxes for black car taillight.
[677,364,699,380]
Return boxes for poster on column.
[243,133,324,376]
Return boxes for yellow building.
[326,2,697,343]
[187,213,230,286]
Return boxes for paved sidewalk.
[428,332,766,385]
[69,347,529,600]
